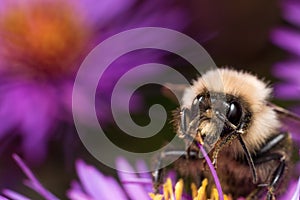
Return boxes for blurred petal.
[13,154,59,200]
[274,83,300,99]
[67,181,93,200]
[106,177,128,200]
[282,1,300,27]
[116,157,149,200]
[273,62,300,82]
[0,196,9,200]
[291,177,300,200]
[135,160,152,193]
[271,28,300,56]
[78,0,135,26]
[2,189,30,200]
[76,160,127,200]
[76,160,110,199]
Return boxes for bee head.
[177,68,280,155]
[179,91,250,155]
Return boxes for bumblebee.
[153,68,300,200]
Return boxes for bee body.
[155,68,298,199]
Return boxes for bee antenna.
[237,134,258,184]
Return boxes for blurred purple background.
[0,0,299,199]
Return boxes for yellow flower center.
[150,178,233,200]
[0,0,91,76]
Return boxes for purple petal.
[112,1,187,31]
[271,28,300,57]
[0,100,17,140]
[0,195,9,200]
[135,160,152,193]
[67,190,92,200]
[77,0,135,26]
[274,83,300,99]
[13,154,59,200]
[67,181,93,200]
[272,62,300,82]
[2,189,30,200]
[20,88,52,161]
[0,82,58,163]
[282,1,300,27]
[67,193,92,200]
[116,157,149,200]
[291,177,300,200]
[75,160,127,200]
[135,160,151,179]
[106,177,128,200]
[75,160,110,199]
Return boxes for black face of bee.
[184,92,250,140]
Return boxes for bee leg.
[254,155,286,199]
[266,156,286,200]
[248,133,287,200]
[247,153,285,200]
[152,150,194,193]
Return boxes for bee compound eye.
[191,95,208,117]
[227,101,242,126]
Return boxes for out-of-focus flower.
[271,1,300,140]
[0,154,59,200]
[2,154,154,200]
[4,155,300,200]
[271,1,300,109]
[0,0,132,163]
[0,0,186,163]
[272,61,300,142]
[271,2,300,199]
[68,157,153,200]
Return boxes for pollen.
[0,1,90,76]
[175,179,184,200]
[192,178,233,200]
[192,178,208,200]
[149,178,184,200]
[150,178,232,200]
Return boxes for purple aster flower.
[69,158,199,200]
[271,2,300,199]
[0,0,187,163]
[2,154,153,199]
[271,0,300,107]
[271,0,300,140]
[5,154,300,200]
[272,62,300,142]
[68,157,153,200]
